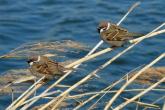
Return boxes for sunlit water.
[0,0,164,109]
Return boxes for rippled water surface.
[0,0,164,109]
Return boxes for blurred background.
[0,0,164,109]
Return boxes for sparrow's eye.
[27,60,30,64]
[27,59,35,64]
[27,60,32,64]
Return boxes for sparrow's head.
[97,21,111,33]
[27,56,41,66]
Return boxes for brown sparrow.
[27,56,69,80]
[97,21,143,47]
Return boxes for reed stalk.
[6,76,45,110]
[41,24,165,110]
[85,65,144,110]
[130,28,165,43]
[65,48,113,68]
[68,89,165,99]
[19,90,61,109]
[73,65,137,110]
[114,75,165,110]
[19,2,140,110]
[12,82,44,110]
[122,97,160,109]
[104,53,165,110]
[143,96,165,110]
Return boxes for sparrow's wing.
[29,63,49,79]
[111,24,128,34]
[118,32,143,40]
[46,60,67,75]
[113,25,133,41]
[106,30,120,41]
[107,24,130,41]
[112,24,143,40]
[36,63,50,75]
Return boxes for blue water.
[0,0,164,109]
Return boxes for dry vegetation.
[0,1,164,110]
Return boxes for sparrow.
[97,21,143,47]
[27,55,69,80]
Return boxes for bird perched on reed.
[27,55,69,80]
[97,21,143,47]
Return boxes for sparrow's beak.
[27,60,30,64]
[97,28,101,33]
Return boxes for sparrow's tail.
[129,32,145,38]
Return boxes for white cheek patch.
[106,22,110,30]
[100,29,104,33]
[29,62,33,66]
[37,56,41,62]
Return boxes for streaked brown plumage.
[97,21,142,47]
[27,56,68,80]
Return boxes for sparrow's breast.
[100,32,109,41]
[30,63,49,75]
[108,41,125,47]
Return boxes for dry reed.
[114,74,165,110]
[5,1,165,110]
[42,26,165,110]
[121,97,160,109]
[73,65,141,110]
[35,2,143,110]
[15,2,142,110]
[104,53,165,110]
